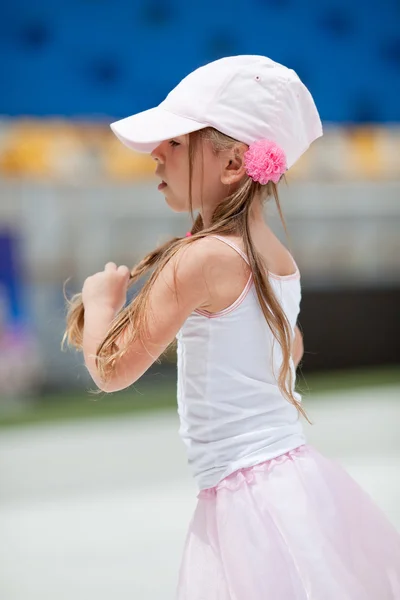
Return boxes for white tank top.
[175,235,306,490]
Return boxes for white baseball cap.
[110,55,323,170]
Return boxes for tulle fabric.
[177,444,400,599]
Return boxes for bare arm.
[291,324,304,370]
[82,239,213,393]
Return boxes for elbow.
[95,381,118,394]
[84,356,132,393]
[85,367,120,394]
[91,375,127,393]
[92,372,137,393]
[98,381,131,393]
[84,351,139,393]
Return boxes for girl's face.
[151,134,239,213]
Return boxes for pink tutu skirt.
[177,444,400,599]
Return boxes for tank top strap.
[208,235,250,266]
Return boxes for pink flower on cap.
[244,139,287,185]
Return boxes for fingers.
[117,265,131,278]
[104,262,117,272]
[104,262,130,278]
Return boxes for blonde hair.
[62,127,311,423]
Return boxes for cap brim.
[110,106,208,154]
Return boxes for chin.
[164,195,189,213]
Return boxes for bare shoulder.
[164,236,250,313]
[170,235,248,278]
[174,235,251,313]
[161,237,226,304]
[169,235,226,277]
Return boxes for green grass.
[0,365,398,429]
[0,379,176,429]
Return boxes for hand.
[82,262,131,314]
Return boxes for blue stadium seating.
[0,0,399,122]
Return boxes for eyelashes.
[169,140,180,147]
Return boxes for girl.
[63,55,400,598]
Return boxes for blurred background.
[0,0,399,598]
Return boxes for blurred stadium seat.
[0,0,399,122]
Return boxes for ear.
[220,143,248,186]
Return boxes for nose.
[151,142,165,162]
